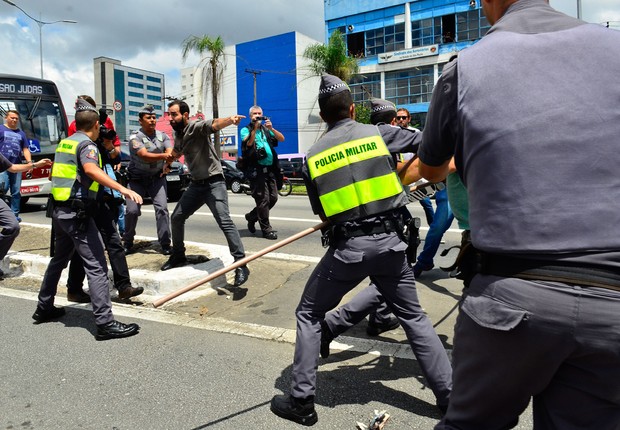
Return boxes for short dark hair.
[75,109,99,131]
[319,90,353,124]
[6,109,19,117]
[168,99,190,116]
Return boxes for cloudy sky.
[1,0,618,113]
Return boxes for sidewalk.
[2,223,461,358]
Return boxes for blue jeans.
[0,170,22,217]
[418,197,435,226]
[416,188,454,270]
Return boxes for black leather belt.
[479,252,620,292]
[333,218,402,239]
[192,174,224,185]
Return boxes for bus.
[0,73,69,203]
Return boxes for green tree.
[181,35,225,156]
[303,29,359,81]
[355,104,370,124]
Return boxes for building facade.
[180,32,323,157]
[325,0,490,128]
[93,56,166,140]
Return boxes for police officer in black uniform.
[270,75,452,426]
[32,98,144,341]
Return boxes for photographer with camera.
[240,106,284,240]
[64,96,143,302]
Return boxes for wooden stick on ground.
[152,221,329,308]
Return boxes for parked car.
[278,154,305,179]
[221,159,246,193]
[118,141,190,201]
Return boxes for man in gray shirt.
[161,100,250,287]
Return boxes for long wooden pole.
[152,221,329,308]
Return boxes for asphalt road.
[19,192,464,260]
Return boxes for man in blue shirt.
[0,110,33,221]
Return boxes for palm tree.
[181,35,226,156]
[303,29,359,82]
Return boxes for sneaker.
[366,317,400,336]
[32,305,66,323]
[16,216,22,222]
[118,285,144,300]
[96,320,140,341]
[67,290,91,303]
[320,320,334,359]
[413,262,433,278]
[270,394,318,426]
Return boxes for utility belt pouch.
[45,194,55,218]
[405,217,421,264]
[321,227,334,248]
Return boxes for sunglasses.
[396,116,409,120]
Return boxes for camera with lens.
[256,146,268,160]
[252,116,269,123]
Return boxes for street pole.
[577,0,582,20]
[2,0,76,79]
[245,69,262,105]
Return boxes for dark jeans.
[170,177,245,260]
[246,168,278,233]
[66,201,130,293]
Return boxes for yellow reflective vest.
[307,121,406,223]
[51,134,100,202]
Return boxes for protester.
[0,110,33,221]
[33,98,143,341]
[270,75,452,426]
[418,0,620,427]
[240,105,285,240]
[161,100,250,287]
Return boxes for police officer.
[418,0,620,428]
[65,97,143,302]
[32,98,143,341]
[270,75,452,426]
[123,105,173,255]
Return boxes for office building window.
[385,66,435,105]
[129,120,140,126]
[147,76,161,83]
[128,81,144,89]
[147,95,161,101]
[365,23,405,56]
[456,9,491,42]
[349,73,381,104]
[128,91,142,98]
[147,85,160,92]
[128,101,142,107]
[128,72,143,79]
[412,17,442,47]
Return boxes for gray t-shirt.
[173,119,223,181]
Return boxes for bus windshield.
[0,98,68,157]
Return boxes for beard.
[171,120,186,135]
